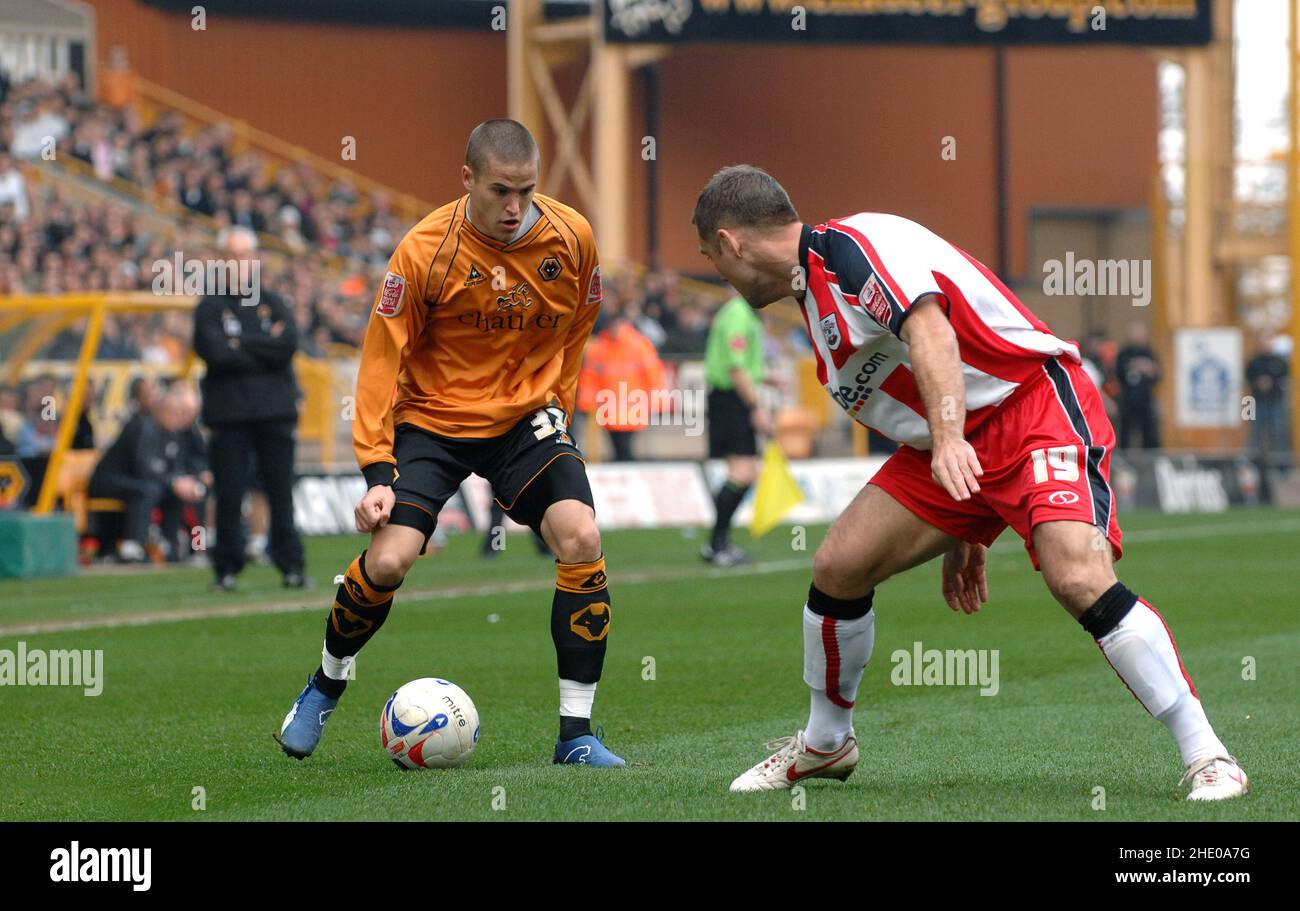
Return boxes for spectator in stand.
[624,294,667,351]
[96,313,141,360]
[99,45,140,110]
[1246,333,1292,468]
[228,188,266,233]
[661,295,712,355]
[0,152,30,220]
[0,387,29,456]
[127,375,161,418]
[18,376,59,458]
[1080,331,1118,423]
[88,384,209,563]
[10,93,70,159]
[1115,321,1162,450]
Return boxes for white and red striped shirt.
[798,213,1080,448]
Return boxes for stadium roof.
[0,0,92,35]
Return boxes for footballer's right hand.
[355,485,395,533]
[930,434,984,502]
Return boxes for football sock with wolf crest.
[314,550,397,699]
[552,556,611,741]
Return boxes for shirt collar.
[798,223,813,280]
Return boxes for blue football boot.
[554,726,626,767]
[276,675,339,760]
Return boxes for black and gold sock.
[551,556,610,685]
[316,550,400,698]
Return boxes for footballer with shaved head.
[276,120,623,768]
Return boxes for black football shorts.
[386,405,594,551]
[707,388,759,459]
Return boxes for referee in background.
[702,291,770,567]
[193,227,306,591]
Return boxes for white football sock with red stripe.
[1097,597,1227,767]
[803,605,874,752]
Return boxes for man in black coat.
[1246,334,1292,468]
[89,385,210,562]
[1115,321,1162,450]
[193,227,306,591]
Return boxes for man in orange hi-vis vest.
[578,309,666,461]
[276,120,624,768]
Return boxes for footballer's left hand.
[941,541,989,614]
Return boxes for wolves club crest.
[569,602,610,642]
[537,256,563,282]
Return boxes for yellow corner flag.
[750,441,805,538]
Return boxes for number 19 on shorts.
[1030,445,1079,484]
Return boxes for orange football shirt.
[353,193,602,484]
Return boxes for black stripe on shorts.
[1043,358,1112,533]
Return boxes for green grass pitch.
[1,507,1297,821]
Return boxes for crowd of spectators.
[0,66,395,362]
[0,60,746,368]
[0,374,93,460]
[0,57,760,372]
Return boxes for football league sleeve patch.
[376,271,406,318]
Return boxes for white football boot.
[1181,755,1250,801]
[729,729,859,792]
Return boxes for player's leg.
[537,496,622,765]
[1033,520,1246,799]
[1142,399,1161,449]
[730,472,980,792]
[254,417,306,586]
[705,388,759,566]
[277,423,464,760]
[156,487,186,562]
[709,453,758,563]
[803,483,960,742]
[490,406,623,766]
[1020,358,1246,799]
[208,423,251,588]
[277,522,425,760]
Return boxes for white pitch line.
[2,516,1297,637]
[0,558,811,637]
[1120,518,1300,542]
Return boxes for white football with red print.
[379,677,480,770]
